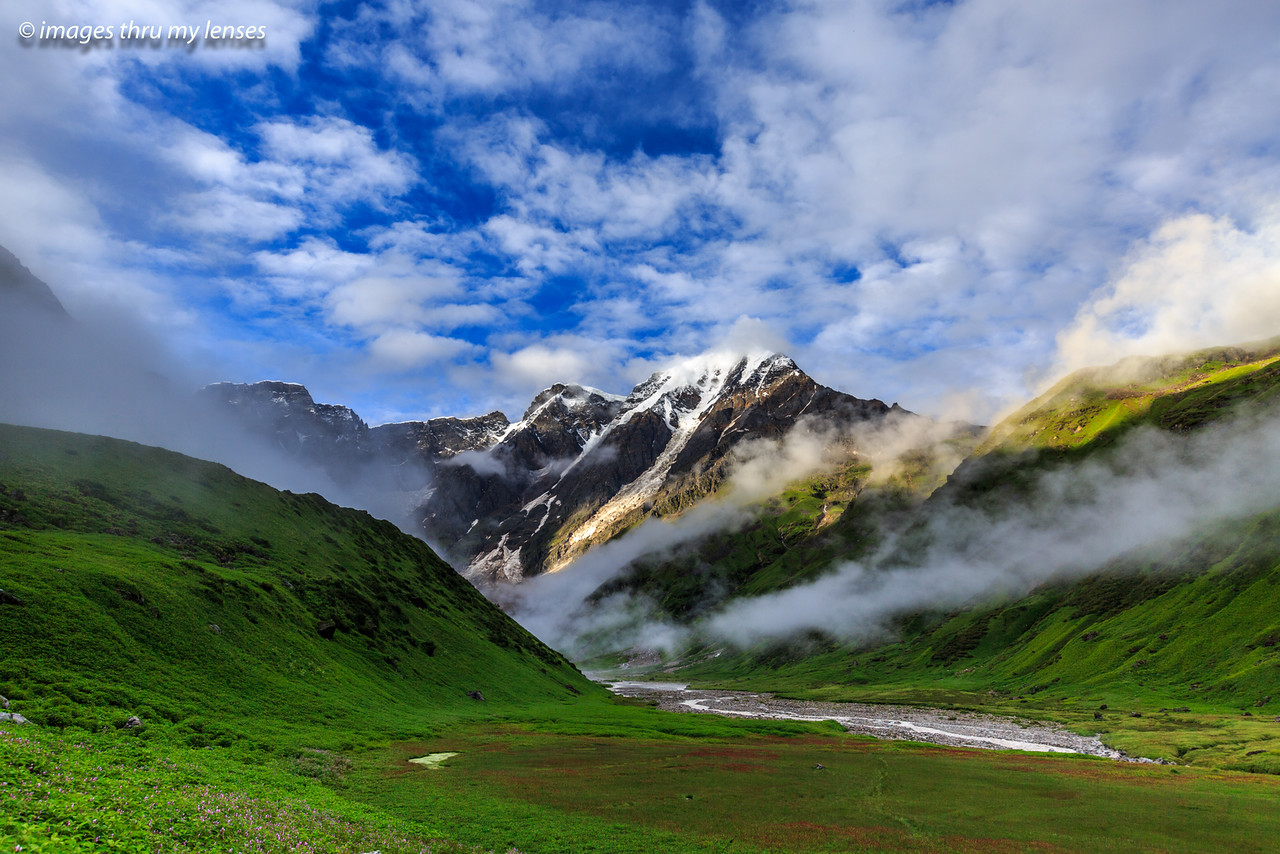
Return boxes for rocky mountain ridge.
[422,351,913,583]
[201,380,510,492]
[205,351,918,585]
[0,245,67,317]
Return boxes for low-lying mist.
[709,406,1280,645]
[508,397,1280,660]
[504,411,972,656]
[0,286,423,531]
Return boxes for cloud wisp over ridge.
[705,407,1280,646]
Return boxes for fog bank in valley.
[508,392,1280,658]
[709,406,1280,646]
[505,413,973,655]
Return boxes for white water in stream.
[602,679,1154,760]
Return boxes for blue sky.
[5,0,1280,426]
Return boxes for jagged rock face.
[202,381,369,458]
[369,413,510,463]
[203,357,911,587]
[423,353,907,585]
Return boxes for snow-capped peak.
[622,351,798,416]
[502,383,626,441]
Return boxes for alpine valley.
[4,248,1280,853]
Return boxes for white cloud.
[256,116,417,204]
[367,328,477,367]
[351,0,674,98]
[252,237,372,291]
[8,0,1280,427]
[165,116,417,241]
[1055,212,1280,375]
[327,268,462,329]
[169,186,305,240]
[491,343,597,391]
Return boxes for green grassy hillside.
[977,336,1280,455]
[676,503,1280,770]
[0,422,597,748]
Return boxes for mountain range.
[204,351,934,585]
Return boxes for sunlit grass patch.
[0,725,492,853]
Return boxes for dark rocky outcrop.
[200,382,374,483]
[200,382,508,493]
[424,353,917,584]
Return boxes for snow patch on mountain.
[551,354,782,568]
[470,533,528,584]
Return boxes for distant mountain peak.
[518,383,626,424]
[201,379,510,490]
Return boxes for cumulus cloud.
[417,0,1280,419]
[340,0,676,98]
[481,335,655,406]
[367,328,477,367]
[256,116,417,205]
[1054,212,1280,376]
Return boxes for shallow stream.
[601,679,1148,760]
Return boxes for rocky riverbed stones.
[601,679,1162,762]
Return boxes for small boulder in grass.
[0,694,8,709]
[316,620,337,640]
[123,715,142,729]
[0,712,29,725]
[466,690,485,701]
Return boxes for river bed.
[601,679,1155,761]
